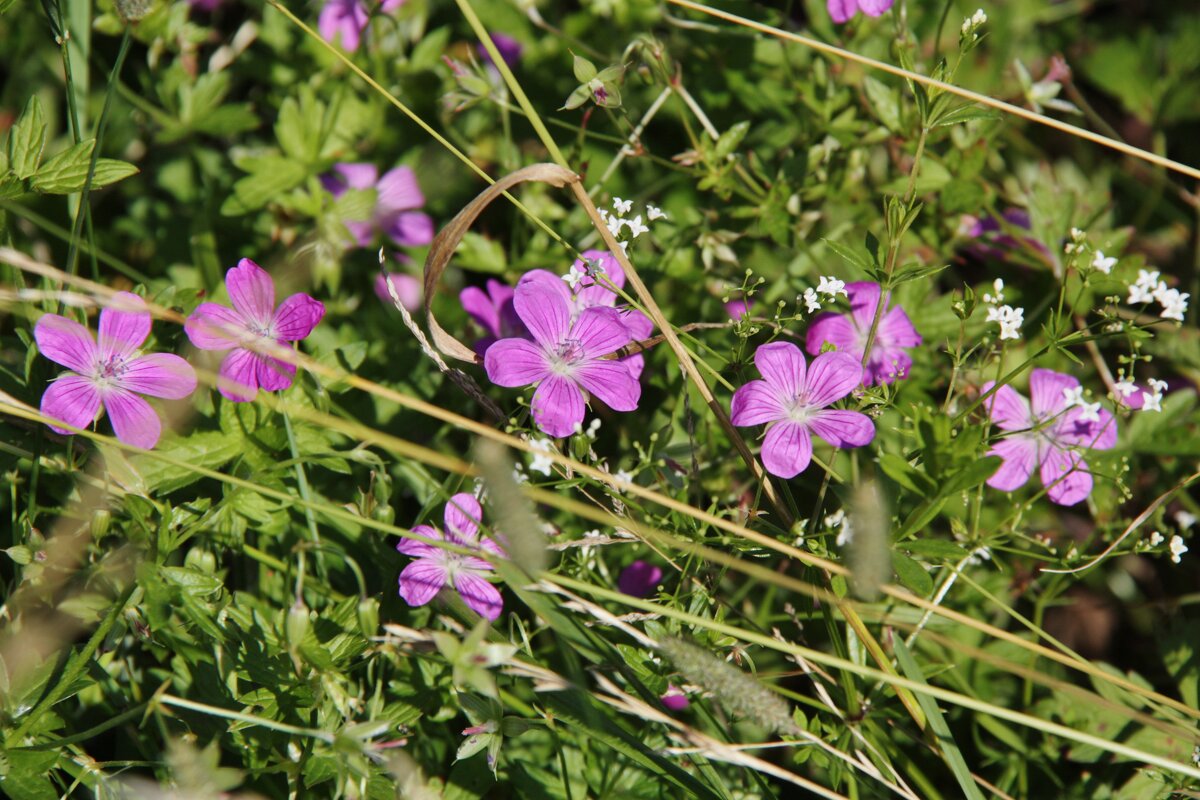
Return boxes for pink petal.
[444,493,484,543]
[514,282,571,348]
[34,313,97,374]
[617,560,663,598]
[273,293,325,341]
[761,421,813,479]
[622,308,654,340]
[105,389,163,449]
[530,375,585,438]
[865,346,913,385]
[517,269,573,302]
[804,351,864,407]
[572,307,631,358]
[846,282,882,332]
[97,292,151,361]
[461,285,502,336]
[397,524,443,558]
[484,338,549,387]
[328,162,378,192]
[226,259,276,328]
[386,212,434,247]
[1029,369,1077,419]
[574,359,641,411]
[376,166,425,214]
[185,303,248,350]
[808,409,875,448]
[40,375,101,435]
[217,348,259,402]
[574,282,619,311]
[980,382,1032,431]
[453,571,503,621]
[344,220,374,248]
[398,559,448,608]
[730,380,787,427]
[621,353,645,380]
[318,0,367,50]
[256,354,296,393]
[827,0,858,22]
[121,354,197,399]
[376,273,422,311]
[1040,447,1092,506]
[879,305,921,347]
[1054,406,1118,451]
[857,0,893,16]
[805,313,860,359]
[754,341,807,398]
[986,438,1038,492]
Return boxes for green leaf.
[221,156,309,215]
[932,102,1002,129]
[7,96,46,179]
[30,139,139,194]
[891,552,933,595]
[902,540,969,562]
[939,456,1002,496]
[714,121,750,160]
[822,237,875,274]
[863,77,901,132]
[129,430,245,493]
[878,452,937,495]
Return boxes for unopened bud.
[357,597,380,639]
[286,601,310,648]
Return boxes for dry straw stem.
[667,0,1200,182]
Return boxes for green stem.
[282,409,325,585]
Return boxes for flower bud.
[286,601,310,649]
[357,597,379,639]
[90,509,112,540]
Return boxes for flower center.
[549,338,585,374]
[785,396,814,424]
[95,355,128,389]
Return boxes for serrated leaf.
[8,96,46,179]
[221,156,309,215]
[30,140,139,194]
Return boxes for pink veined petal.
[827,0,858,22]
[461,285,502,337]
[386,211,434,247]
[574,359,641,411]
[866,346,913,385]
[730,380,787,427]
[376,166,425,214]
[879,305,922,347]
[120,354,197,399]
[97,292,151,361]
[397,559,449,608]
[805,313,860,359]
[329,162,378,191]
[761,421,814,479]
[857,0,893,16]
[34,313,97,374]
[808,409,875,448]
[622,353,645,381]
[453,571,503,621]
[572,306,631,358]
[980,382,1033,431]
[514,282,572,348]
[517,269,573,304]
[1054,406,1118,451]
[574,282,619,311]
[105,388,163,449]
[376,273,422,311]
[622,308,654,340]
[1040,447,1093,506]
[1029,368,1078,419]
[256,353,297,392]
[318,0,367,50]
[217,348,260,402]
[272,293,325,341]
[753,341,808,398]
[461,554,498,573]
[40,375,102,435]
[846,282,882,332]
[443,493,484,543]
[226,259,276,328]
[484,338,550,387]
[396,524,443,558]
[986,437,1038,492]
[185,302,249,351]
[804,351,864,408]
[530,375,585,438]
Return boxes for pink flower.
[661,685,690,712]
[519,249,654,379]
[477,32,523,68]
[320,163,434,249]
[982,369,1117,506]
[484,280,641,438]
[375,272,422,312]
[318,0,405,51]
[396,493,503,621]
[805,281,921,386]
[827,0,893,24]
[617,560,662,598]
[460,279,527,356]
[725,298,753,320]
[730,342,875,479]
[184,259,325,402]
[34,292,197,449]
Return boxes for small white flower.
[625,215,649,239]
[614,469,634,484]
[1142,391,1163,412]
[1157,287,1189,321]
[803,288,822,313]
[1114,379,1138,398]
[617,240,629,255]
[585,256,606,278]
[511,467,528,485]
[1148,531,1165,547]
[1061,386,1085,408]
[824,509,846,528]
[972,8,987,25]
[606,215,625,237]
[1070,227,1086,242]
[613,197,633,215]
[817,276,848,297]
[988,304,1024,340]
[529,439,555,476]
[646,205,667,221]
[835,520,855,548]
[1169,535,1188,564]
[1149,378,1168,395]
[1127,269,1161,304]
[1091,251,1117,274]
[1175,510,1197,531]
[983,278,1005,305]
[586,418,601,439]
[1077,401,1101,423]
[563,264,587,290]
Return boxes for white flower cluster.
[798,276,847,314]
[982,279,1024,340]
[1063,227,1087,255]
[825,509,854,547]
[1127,269,1190,321]
[528,438,556,476]
[598,197,665,253]
[1060,385,1101,422]
[1113,372,1165,412]
[1091,250,1117,274]
[1170,535,1189,564]
[960,7,987,39]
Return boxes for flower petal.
[1029,368,1077,419]
[273,293,325,341]
[40,375,101,435]
[484,338,549,387]
[444,493,484,543]
[226,259,276,328]
[98,292,151,361]
[396,524,443,558]
[217,348,259,402]
[185,302,248,350]
[514,281,571,348]
[754,341,807,398]
[326,162,378,192]
[879,305,922,348]
[376,273,422,311]
[805,312,860,359]
[387,212,434,247]
[827,0,858,23]
[846,282,882,332]
[461,285,503,337]
[573,307,632,358]
[517,269,573,303]
[986,438,1038,492]
[858,0,893,16]
[530,375,585,438]
[980,382,1033,431]
[453,571,503,621]
[105,389,163,449]
[761,421,813,479]
[35,313,97,374]
[866,346,913,385]
[808,409,875,448]
[398,559,448,608]
[730,380,787,427]
[1040,447,1093,506]
[1054,406,1118,450]
[376,166,425,214]
[617,560,663,598]
[622,308,654,340]
[804,351,864,407]
[121,354,197,399]
[577,249,624,289]
[256,353,296,392]
[574,359,641,411]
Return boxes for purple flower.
[962,208,1050,261]
[318,0,405,51]
[376,272,422,312]
[484,280,640,438]
[460,279,527,356]
[805,281,921,386]
[725,298,754,320]
[34,292,197,449]
[827,0,893,23]
[982,369,1118,506]
[321,163,434,249]
[184,259,325,402]
[661,685,690,712]
[730,342,875,479]
[477,33,522,68]
[396,493,503,620]
[519,249,654,379]
[617,560,663,598]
